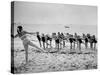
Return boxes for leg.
[79,43,80,50]
[80,43,81,50]
[74,42,75,49]
[58,43,59,51]
[28,41,44,51]
[43,42,45,50]
[55,41,57,48]
[23,44,28,64]
[79,43,81,51]
[50,41,52,48]
[90,43,93,49]
[94,43,96,50]
[46,41,48,48]
[77,42,79,48]
[59,43,61,49]
[90,43,91,49]
[63,40,65,48]
[70,43,72,50]
[39,41,42,47]
[85,42,87,49]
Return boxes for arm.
[24,31,36,36]
[14,34,19,38]
[11,34,19,38]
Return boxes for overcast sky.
[14,1,97,25]
[14,1,97,35]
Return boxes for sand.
[12,46,97,74]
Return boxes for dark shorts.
[37,36,41,41]
[93,39,97,43]
[55,39,60,44]
[69,38,73,43]
[47,37,52,41]
[42,37,45,42]
[78,39,82,43]
[85,38,88,43]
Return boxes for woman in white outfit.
[13,26,44,64]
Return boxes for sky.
[13,1,97,35]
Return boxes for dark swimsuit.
[42,36,46,42]
[78,38,82,43]
[47,36,52,41]
[37,35,41,41]
[69,38,73,43]
[72,38,76,42]
[56,39,60,44]
[85,38,88,43]
[93,38,97,43]
[55,36,60,44]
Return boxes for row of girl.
[36,32,97,50]
[12,26,97,63]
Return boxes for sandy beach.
[13,46,97,74]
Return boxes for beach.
[13,44,97,73]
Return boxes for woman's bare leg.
[43,42,45,50]
[74,42,75,49]
[63,40,65,48]
[28,41,45,52]
[85,42,87,49]
[50,41,52,48]
[70,43,72,50]
[94,43,96,50]
[39,41,42,47]
[23,44,28,64]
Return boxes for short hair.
[17,26,22,29]
[17,26,23,34]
